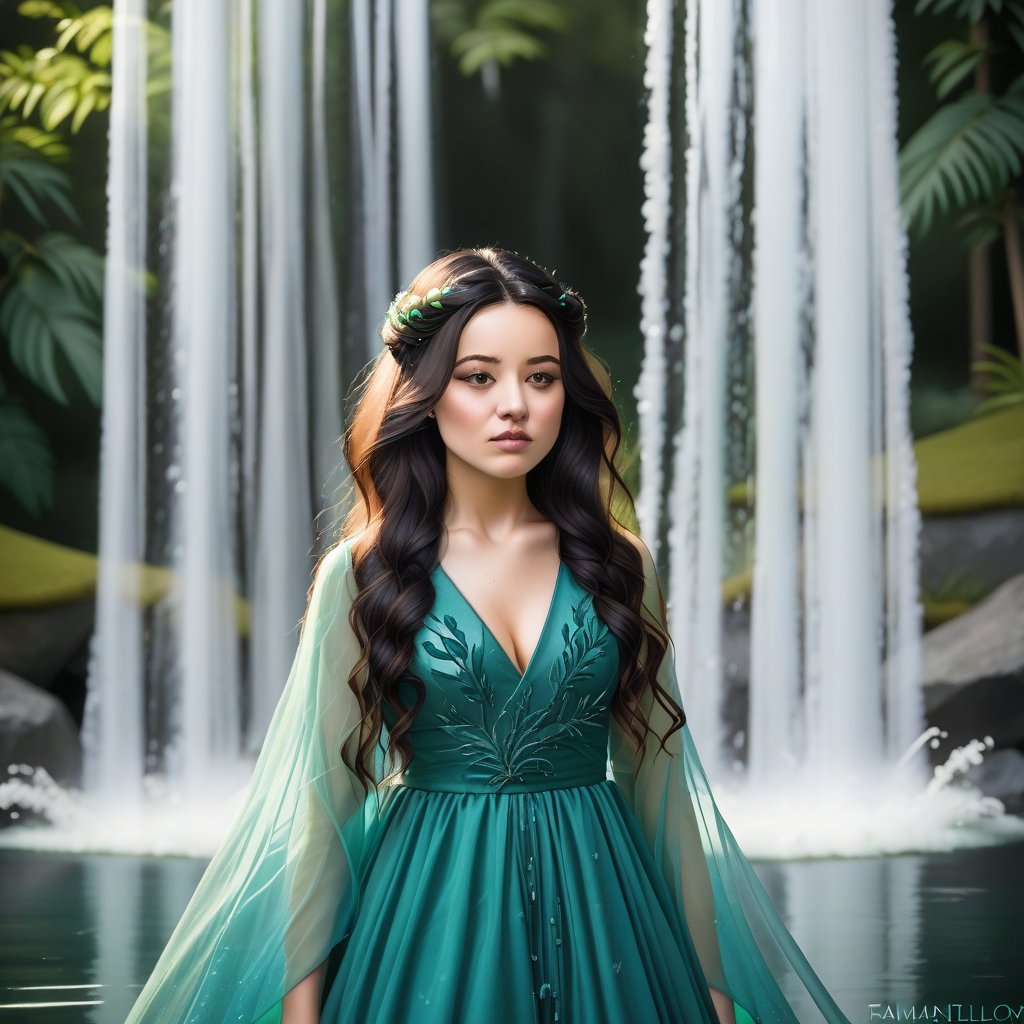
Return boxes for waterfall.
[665,0,739,778]
[81,0,149,802]
[866,0,927,773]
[396,0,436,286]
[0,0,436,854]
[168,0,240,789]
[247,0,313,752]
[636,0,936,844]
[634,0,674,557]
[747,0,805,785]
[310,0,346,519]
[352,0,438,357]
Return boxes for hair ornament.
[386,284,460,331]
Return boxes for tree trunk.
[968,245,992,399]
[968,16,993,405]
[1002,187,1024,361]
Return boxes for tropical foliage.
[0,2,166,517]
[432,0,569,96]
[899,72,1024,237]
[899,0,1024,374]
[971,341,1024,414]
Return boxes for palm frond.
[974,390,1024,414]
[915,0,1005,22]
[923,40,986,100]
[898,76,1024,236]
[480,0,569,32]
[970,342,1024,417]
[451,28,547,74]
[1009,2,1024,51]
[437,0,569,78]
[955,200,1007,246]
[970,342,1024,388]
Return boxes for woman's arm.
[711,984,737,1024]
[281,961,326,1024]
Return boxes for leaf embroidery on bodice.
[421,592,613,788]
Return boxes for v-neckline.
[434,559,565,681]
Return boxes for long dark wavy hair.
[312,246,685,798]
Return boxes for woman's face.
[431,301,564,481]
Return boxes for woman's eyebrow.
[453,354,561,367]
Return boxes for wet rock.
[920,508,1024,597]
[0,669,82,788]
[0,598,95,691]
[921,573,1024,754]
[962,747,1024,815]
[920,572,1024,814]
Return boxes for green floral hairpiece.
[386,284,459,331]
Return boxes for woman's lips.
[490,437,531,451]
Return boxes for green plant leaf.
[954,201,1005,245]
[0,116,69,159]
[41,85,77,129]
[437,0,568,78]
[0,398,54,517]
[975,391,1024,414]
[89,31,111,67]
[69,87,95,132]
[452,28,546,74]
[16,2,72,19]
[0,44,111,132]
[970,344,1024,409]
[924,40,985,100]
[914,0,1008,20]
[1008,2,1024,50]
[0,247,104,406]
[34,231,104,303]
[0,135,77,225]
[898,80,1024,236]
[479,0,569,32]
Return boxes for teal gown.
[125,538,852,1024]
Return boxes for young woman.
[126,247,851,1023]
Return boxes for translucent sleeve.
[608,537,853,1024]
[125,538,392,1024]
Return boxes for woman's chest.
[383,566,622,789]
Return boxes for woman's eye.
[458,371,557,386]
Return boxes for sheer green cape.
[124,537,851,1024]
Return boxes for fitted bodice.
[382,561,621,793]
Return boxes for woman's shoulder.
[311,534,361,597]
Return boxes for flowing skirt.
[319,778,732,1024]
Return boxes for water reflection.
[0,850,203,1023]
[1,841,1022,1022]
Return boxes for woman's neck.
[441,455,545,544]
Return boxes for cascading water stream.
[1,0,436,855]
[80,0,149,803]
[633,0,1024,858]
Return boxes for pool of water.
[1,840,1021,1022]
